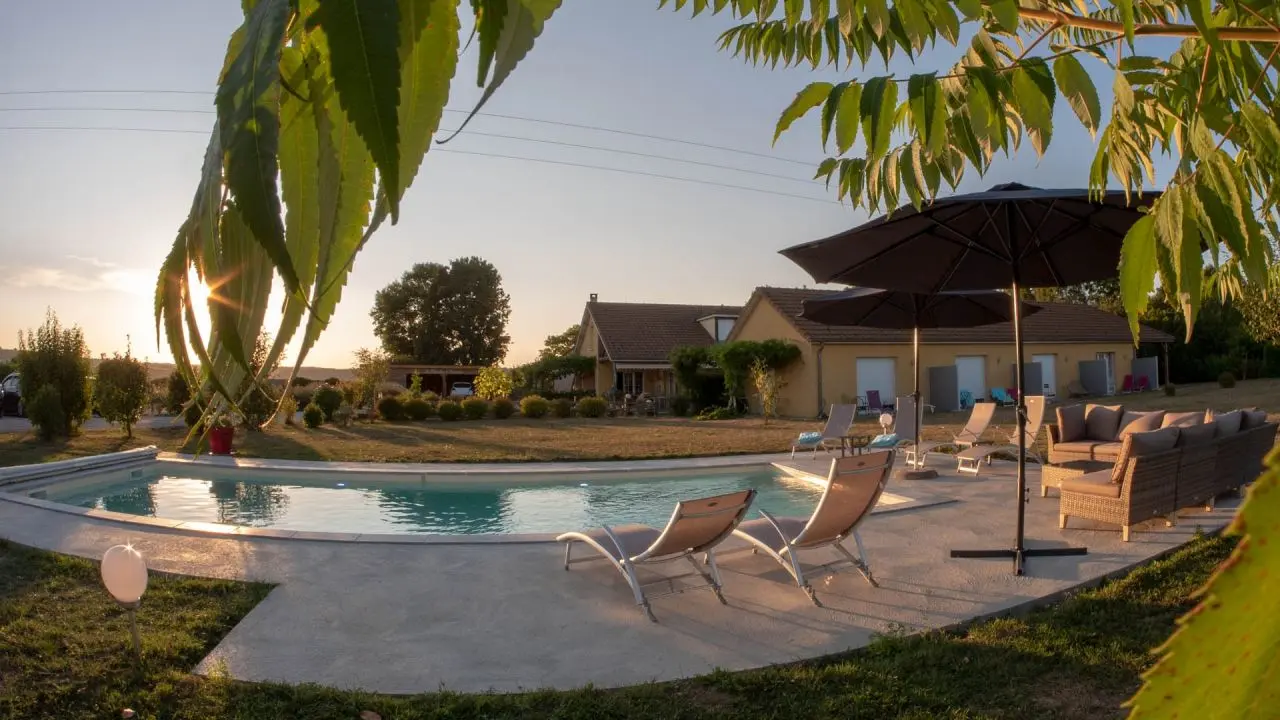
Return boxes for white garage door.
[856,358,896,407]
[1032,354,1057,396]
[955,356,986,405]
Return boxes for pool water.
[42,466,870,535]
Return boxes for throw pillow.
[1241,409,1269,429]
[1174,421,1216,447]
[1112,426,1180,484]
[1085,404,1124,441]
[798,431,823,444]
[1209,409,1244,436]
[1056,404,1087,442]
[1161,411,1204,428]
[1118,410,1165,438]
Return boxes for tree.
[166,369,192,413]
[749,356,786,424]
[1032,279,1125,316]
[473,366,513,400]
[539,325,580,360]
[95,351,149,438]
[352,348,391,410]
[370,258,512,365]
[17,309,91,439]
[1235,268,1280,347]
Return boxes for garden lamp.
[101,544,147,659]
[878,413,893,435]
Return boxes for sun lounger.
[955,395,1046,475]
[731,451,893,605]
[791,403,856,458]
[558,489,756,621]
[902,401,995,469]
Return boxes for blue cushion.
[868,433,900,448]
[797,431,823,444]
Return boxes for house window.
[615,371,644,396]
[715,317,735,342]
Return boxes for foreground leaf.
[396,0,461,196]
[1053,54,1101,138]
[1119,214,1156,342]
[775,81,832,144]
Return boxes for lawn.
[1,378,1276,469]
[0,534,1233,719]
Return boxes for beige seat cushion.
[1111,426,1181,483]
[1161,411,1204,428]
[1119,410,1165,438]
[1090,442,1124,461]
[1209,409,1244,436]
[1085,404,1124,441]
[1061,470,1123,498]
[1052,440,1103,455]
[1056,404,1087,442]
[1175,422,1217,447]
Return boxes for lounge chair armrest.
[755,508,795,545]
[597,524,631,562]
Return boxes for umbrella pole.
[902,326,936,480]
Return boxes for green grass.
[0,534,1233,720]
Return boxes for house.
[574,294,742,397]
[728,287,1175,417]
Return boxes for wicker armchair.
[1059,434,1181,542]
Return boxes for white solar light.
[101,544,147,659]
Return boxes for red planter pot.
[209,426,235,455]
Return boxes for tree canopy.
[370,258,512,365]
[539,324,581,359]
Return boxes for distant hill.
[0,349,352,383]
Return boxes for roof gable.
[744,287,1175,345]
[586,301,742,363]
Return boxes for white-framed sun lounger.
[903,401,996,469]
[955,396,1046,476]
[791,404,857,459]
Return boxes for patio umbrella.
[799,288,1043,480]
[781,183,1159,575]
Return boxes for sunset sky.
[0,1,1168,369]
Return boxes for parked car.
[0,373,22,417]
[449,382,474,398]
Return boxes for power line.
[0,125,838,205]
[0,89,813,166]
[0,108,817,184]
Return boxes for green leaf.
[907,73,940,152]
[1113,67,1135,114]
[475,0,507,87]
[448,0,562,140]
[395,0,461,196]
[1012,59,1054,155]
[965,71,1002,154]
[775,81,832,144]
[215,0,297,297]
[1119,214,1157,342]
[814,157,839,186]
[1127,455,1280,719]
[864,0,888,37]
[835,81,862,154]
[820,82,845,151]
[836,0,855,35]
[784,0,802,26]
[954,0,982,21]
[309,0,402,220]
[1053,54,1101,138]
[1114,0,1135,46]
[859,76,897,160]
[1239,103,1280,163]
[987,0,1018,32]
[896,0,929,53]
[1177,203,1204,340]
[928,1,959,44]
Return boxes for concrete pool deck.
[0,454,1237,694]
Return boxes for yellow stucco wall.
[733,297,1145,417]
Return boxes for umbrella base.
[898,468,938,480]
[949,546,1088,575]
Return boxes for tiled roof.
[586,302,742,363]
[749,287,1175,344]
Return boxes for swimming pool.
[32,462,911,536]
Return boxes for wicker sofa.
[1056,409,1276,541]
[1047,405,1205,464]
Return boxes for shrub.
[1164,383,1176,397]
[695,406,739,421]
[302,403,324,428]
[550,398,572,418]
[26,385,65,441]
[291,376,313,387]
[437,400,463,421]
[0,360,12,379]
[324,377,341,386]
[1218,371,1236,389]
[353,348,391,408]
[377,395,406,421]
[293,387,314,408]
[670,395,691,417]
[422,391,440,403]
[492,397,516,419]
[334,402,354,428]
[520,395,550,418]
[403,397,433,421]
[576,396,607,418]
[339,382,359,406]
[462,397,490,420]
[474,366,514,400]
[94,353,149,438]
[313,385,343,421]
[17,309,91,438]
[183,398,206,428]
[166,369,191,413]
[279,393,298,425]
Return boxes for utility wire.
[0,89,813,166]
[0,125,838,205]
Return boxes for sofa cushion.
[1085,404,1124,441]
[1056,404,1087,443]
[1052,440,1103,455]
[1161,411,1204,428]
[1209,409,1244,436]
[1118,410,1165,438]
[1111,426,1180,484]
[1241,409,1269,429]
[1175,421,1217,447]
[1061,470,1123,498]
[1090,442,1124,461]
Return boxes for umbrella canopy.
[781,183,1159,291]
[799,288,1043,329]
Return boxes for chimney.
[589,293,598,303]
